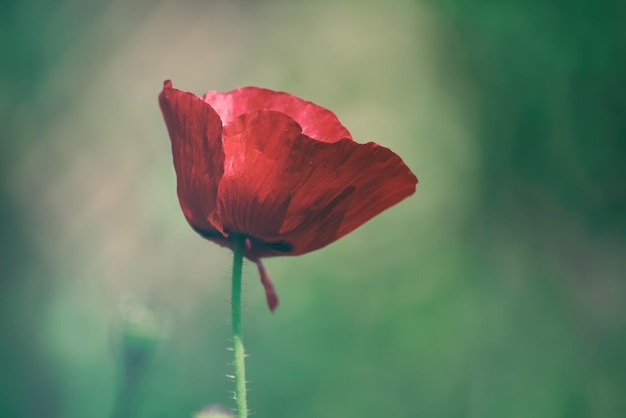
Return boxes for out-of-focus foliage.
[436,0,626,233]
[1,0,624,417]
[431,1,626,416]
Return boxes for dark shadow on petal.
[191,226,231,251]
[280,186,356,255]
[192,226,293,259]
[248,236,293,253]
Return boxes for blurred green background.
[1,0,625,417]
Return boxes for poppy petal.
[212,109,416,257]
[201,87,352,143]
[159,80,226,234]
[213,110,303,239]
[277,141,417,255]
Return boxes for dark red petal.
[159,80,226,233]
[201,87,352,143]
[279,141,417,254]
[212,110,416,257]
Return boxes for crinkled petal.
[159,80,226,234]
[213,110,302,241]
[279,141,417,254]
[211,110,417,257]
[202,87,352,143]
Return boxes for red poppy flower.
[159,80,417,312]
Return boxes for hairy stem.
[231,234,248,418]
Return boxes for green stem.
[231,234,248,418]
